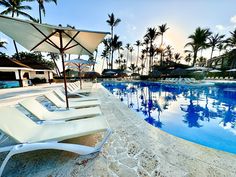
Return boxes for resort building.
[0,57,54,88]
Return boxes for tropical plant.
[0,0,34,59]
[101,48,109,70]
[125,43,130,66]
[35,0,57,23]
[110,34,122,69]
[185,27,212,66]
[185,53,192,65]
[208,33,225,60]
[129,46,134,64]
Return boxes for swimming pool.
[103,81,236,154]
[0,81,20,88]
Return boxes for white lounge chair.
[54,89,98,102]
[0,106,111,176]
[19,98,102,122]
[44,92,100,109]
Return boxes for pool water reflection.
[103,82,236,154]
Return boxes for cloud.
[230,15,236,24]
[215,25,226,31]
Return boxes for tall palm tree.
[47,52,61,77]
[129,46,134,65]
[125,43,130,66]
[158,24,169,66]
[185,27,212,66]
[35,0,57,23]
[0,0,34,59]
[101,48,109,70]
[208,33,225,60]
[135,40,141,65]
[106,13,121,69]
[110,34,122,69]
[144,27,159,72]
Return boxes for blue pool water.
[0,81,20,88]
[103,81,236,154]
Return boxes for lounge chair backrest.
[0,106,37,143]
[54,89,66,101]
[19,98,49,119]
[44,92,63,107]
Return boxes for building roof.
[0,57,31,69]
[0,56,52,71]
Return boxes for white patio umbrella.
[209,69,221,73]
[65,58,95,89]
[0,15,108,108]
[105,70,116,74]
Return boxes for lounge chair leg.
[94,128,112,151]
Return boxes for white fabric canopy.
[0,15,108,55]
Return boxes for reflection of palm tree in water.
[220,105,236,128]
[181,90,202,128]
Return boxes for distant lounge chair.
[44,92,100,109]
[0,106,111,176]
[54,89,98,102]
[19,98,102,122]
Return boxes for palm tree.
[185,27,212,66]
[128,64,137,74]
[226,29,236,49]
[185,53,192,65]
[106,13,121,69]
[144,27,159,72]
[125,43,130,66]
[0,0,34,59]
[92,49,98,71]
[101,48,109,70]
[35,0,57,23]
[208,33,225,60]
[159,24,169,66]
[47,52,61,76]
[110,34,122,69]
[135,40,141,65]
[129,46,134,64]
[174,53,182,63]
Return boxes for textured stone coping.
[0,83,236,177]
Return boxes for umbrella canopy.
[0,15,108,108]
[66,65,89,71]
[65,58,95,89]
[170,68,187,76]
[227,68,236,72]
[209,69,221,73]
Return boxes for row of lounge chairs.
[0,81,111,176]
[206,77,234,80]
[160,78,200,84]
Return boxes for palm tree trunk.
[52,58,61,77]
[39,5,42,23]
[11,12,20,60]
[210,47,214,60]
[136,46,139,65]
[192,51,197,66]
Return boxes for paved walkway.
[0,83,236,177]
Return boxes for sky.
[0,0,236,72]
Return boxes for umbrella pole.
[61,52,69,109]
[79,64,82,89]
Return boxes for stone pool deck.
[0,83,236,176]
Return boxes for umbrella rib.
[63,31,80,50]
[62,31,93,55]
[30,24,60,51]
